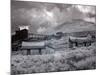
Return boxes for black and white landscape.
[11,0,96,75]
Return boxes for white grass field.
[11,43,96,75]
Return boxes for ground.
[11,42,96,75]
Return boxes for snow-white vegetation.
[11,42,96,75]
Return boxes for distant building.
[28,33,48,41]
[12,25,29,43]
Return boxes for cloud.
[74,5,96,23]
[37,27,46,33]
[11,1,96,34]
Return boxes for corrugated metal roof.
[21,41,45,49]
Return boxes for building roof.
[21,41,45,49]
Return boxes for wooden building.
[21,41,46,55]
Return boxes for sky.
[11,1,96,34]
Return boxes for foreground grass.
[11,43,96,75]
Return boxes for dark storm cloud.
[11,1,96,34]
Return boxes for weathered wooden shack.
[21,41,46,55]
